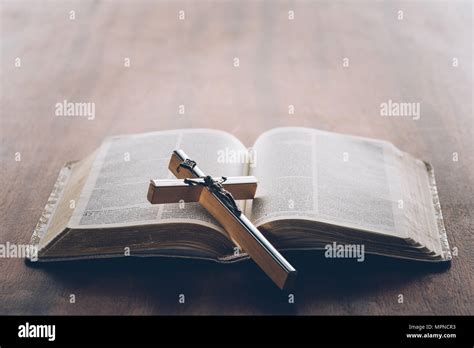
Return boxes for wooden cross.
[147,149,297,290]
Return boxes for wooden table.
[1,0,472,315]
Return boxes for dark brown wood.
[0,1,472,314]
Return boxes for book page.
[249,127,445,256]
[68,129,248,230]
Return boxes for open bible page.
[249,127,446,255]
[68,129,248,230]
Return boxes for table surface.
[1,0,472,315]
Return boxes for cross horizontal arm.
[148,176,257,204]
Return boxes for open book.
[29,128,451,263]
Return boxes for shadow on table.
[25,250,451,315]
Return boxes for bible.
[29,128,451,263]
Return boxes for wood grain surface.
[1,0,472,315]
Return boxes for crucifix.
[147,149,297,290]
